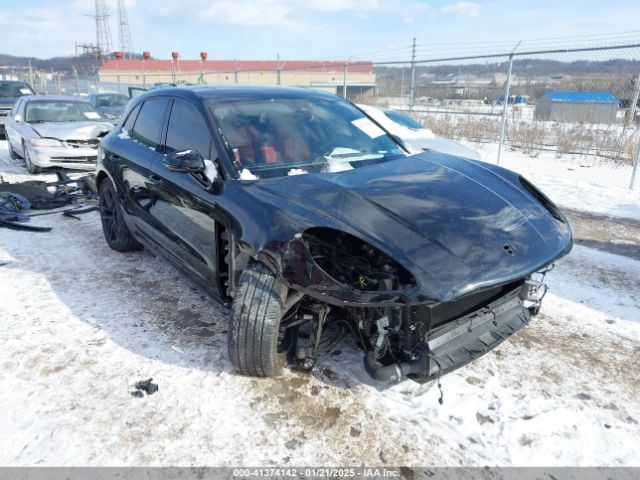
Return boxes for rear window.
[131,98,169,149]
[0,82,34,98]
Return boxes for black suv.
[0,80,35,137]
[96,86,571,382]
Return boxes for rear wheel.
[99,177,141,252]
[23,142,41,174]
[229,262,290,377]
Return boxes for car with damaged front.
[96,86,572,383]
[4,95,113,173]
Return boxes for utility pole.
[497,40,520,166]
[409,37,417,111]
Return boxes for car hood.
[31,121,113,140]
[248,152,572,301]
[405,136,481,160]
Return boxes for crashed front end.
[28,138,101,171]
[267,228,555,383]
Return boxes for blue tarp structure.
[542,91,619,104]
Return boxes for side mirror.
[14,114,22,123]
[163,149,205,173]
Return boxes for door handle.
[148,174,165,186]
[109,154,121,163]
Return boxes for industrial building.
[98,54,376,97]
[534,91,619,124]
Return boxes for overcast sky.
[1,0,639,61]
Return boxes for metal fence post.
[497,59,513,165]
[409,37,416,112]
[497,42,520,165]
[277,53,281,86]
[343,62,348,99]
[630,139,640,190]
[625,73,640,127]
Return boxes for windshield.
[210,97,405,179]
[25,101,103,123]
[383,109,424,130]
[0,82,34,98]
[96,94,128,107]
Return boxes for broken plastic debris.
[131,378,158,397]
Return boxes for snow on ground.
[469,142,640,221]
[0,140,639,466]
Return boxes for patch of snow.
[117,129,130,140]
[203,159,218,183]
[239,168,258,180]
[287,168,308,176]
[469,142,640,221]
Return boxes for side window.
[131,98,169,150]
[165,99,212,158]
[122,103,141,134]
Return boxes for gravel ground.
[0,142,639,466]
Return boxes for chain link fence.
[14,41,640,192]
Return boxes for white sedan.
[357,103,480,160]
[5,95,113,173]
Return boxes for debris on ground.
[131,378,159,397]
[0,171,97,231]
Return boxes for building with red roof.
[98,55,376,97]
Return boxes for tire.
[229,262,289,377]
[23,142,41,174]
[7,140,19,160]
[99,177,141,252]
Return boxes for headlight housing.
[30,137,64,147]
[303,227,416,291]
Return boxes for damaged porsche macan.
[96,86,573,383]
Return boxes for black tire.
[7,140,19,160]
[229,262,289,377]
[23,142,41,174]
[99,177,141,252]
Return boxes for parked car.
[357,104,481,160]
[97,86,572,382]
[4,95,113,173]
[87,92,129,123]
[0,80,35,138]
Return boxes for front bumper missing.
[422,285,533,380]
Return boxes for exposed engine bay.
[226,228,551,383]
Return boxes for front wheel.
[228,262,289,377]
[8,140,20,160]
[23,143,41,174]
[99,177,141,252]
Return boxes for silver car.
[4,95,113,173]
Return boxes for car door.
[4,97,24,151]
[146,97,220,292]
[108,97,171,246]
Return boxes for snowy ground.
[469,142,640,221]
[0,140,639,466]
